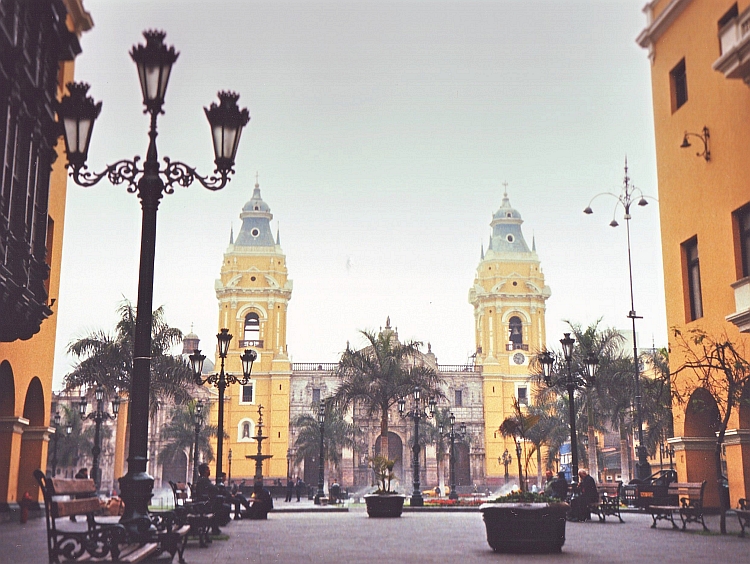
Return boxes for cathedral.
[197,182,550,490]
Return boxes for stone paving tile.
[2,508,749,564]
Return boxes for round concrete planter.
[479,502,569,553]
[364,494,406,518]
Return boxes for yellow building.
[638,0,750,507]
[0,0,91,519]
[469,191,550,484]
[209,180,293,482]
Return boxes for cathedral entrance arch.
[455,443,471,487]
[162,451,188,486]
[375,432,403,484]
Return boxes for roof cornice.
[636,0,693,62]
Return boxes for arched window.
[244,312,260,343]
[509,316,523,348]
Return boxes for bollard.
[19,491,31,524]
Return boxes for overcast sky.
[52,0,663,389]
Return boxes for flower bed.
[424,498,484,507]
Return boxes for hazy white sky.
[53,0,663,389]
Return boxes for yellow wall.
[640,0,750,506]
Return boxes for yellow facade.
[0,0,92,517]
[469,193,550,482]
[638,0,750,507]
[210,181,293,481]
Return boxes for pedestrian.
[295,477,303,502]
[543,470,554,496]
[435,485,441,498]
[550,471,568,500]
[569,469,598,521]
[74,468,88,479]
[285,477,294,502]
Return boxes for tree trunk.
[536,447,542,487]
[618,414,631,482]
[379,411,389,459]
[588,426,599,482]
[716,400,733,535]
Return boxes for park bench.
[737,498,750,537]
[647,481,708,531]
[590,482,624,523]
[34,469,155,563]
[169,481,215,547]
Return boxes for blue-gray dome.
[487,192,530,254]
[235,181,276,247]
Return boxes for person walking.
[285,478,294,502]
[294,477,303,502]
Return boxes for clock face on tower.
[512,352,526,365]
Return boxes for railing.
[437,364,482,373]
[239,339,263,348]
[505,343,529,351]
[292,363,338,372]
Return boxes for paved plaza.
[2,505,749,564]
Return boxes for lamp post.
[192,400,204,485]
[315,400,326,504]
[79,385,121,492]
[499,449,512,485]
[439,413,466,500]
[56,30,249,531]
[515,439,524,492]
[398,387,436,507]
[190,330,257,485]
[584,161,652,480]
[228,449,233,484]
[540,334,598,487]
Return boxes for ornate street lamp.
[79,385,121,492]
[315,400,326,504]
[660,441,675,471]
[56,30,249,532]
[49,410,65,477]
[584,160,653,480]
[540,334,598,486]
[190,330,257,485]
[439,412,466,501]
[192,399,204,485]
[515,439,524,491]
[398,387,436,507]
[499,448,512,485]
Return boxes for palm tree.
[64,299,194,414]
[499,399,540,492]
[159,401,220,484]
[331,325,445,458]
[292,401,360,482]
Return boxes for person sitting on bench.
[570,469,598,521]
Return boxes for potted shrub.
[364,455,406,518]
[479,491,569,553]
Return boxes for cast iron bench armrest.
[737,498,750,537]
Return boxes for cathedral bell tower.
[213,179,293,481]
[468,190,550,482]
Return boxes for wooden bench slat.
[51,478,97,496]
[53,497,102,518]
[121,543,158,563]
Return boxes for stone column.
[17,426,54,504]
[671,436,720,508]
[722,429,750,508]
[0,417,29,516]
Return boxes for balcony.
[505,343,529,351]
[239,339,263,348]
[726,277,750,332]
[713,7,750,84]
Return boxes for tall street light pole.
[79,384,121,492]
[398,387,437,507]
[315,400,326,504]
[49,411,64,477]
[192,400,204,486]
[540,334,598,487]
[56,30,250,533]
[190,330,257,485]
[515,439,524,492]
[584,160,653,480]
[439,413,466,501]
